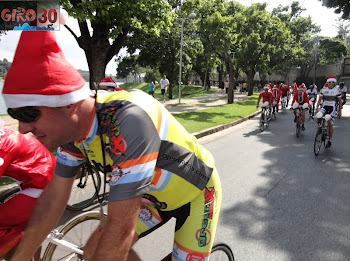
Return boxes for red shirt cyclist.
[270,85,282,113]
[0,125,55,259]
[257,84,273,110]
[291,84,310,131]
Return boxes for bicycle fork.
[47,230,84,255]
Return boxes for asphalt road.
[53,102,350,261]
[197,102,350,261]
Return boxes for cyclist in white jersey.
[307,84,318,117]
[315,76,342,148]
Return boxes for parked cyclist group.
[257,75,346,148]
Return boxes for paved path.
[164,88,248,114]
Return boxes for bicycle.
[258,101,271,132]
[66,163,102,211]
[0,163,102,212]
[281,96,287,114]
[292,103,308,138]
[0,190,234,260]
[271,101,277,120]
[309,97,316,120]
[313,112,331,156]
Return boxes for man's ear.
[66,103,79,115]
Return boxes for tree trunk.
[205,69,210,90]
[167,69,176,100]
[225,60,235,104]
[246,70,255,96]
[85,48,107,90]
[217,64,223,89]
[69,20,127,90]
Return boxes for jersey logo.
[100,107,127,156]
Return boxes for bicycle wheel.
[314,131,323,156]
[210,243,235,261]
[259,114,264,132]
[296,122,300,138]
[42,211,105,261]
[66,164,102,211]
[0,185,20,204]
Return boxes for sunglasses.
[7,107,41,123]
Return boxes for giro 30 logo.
[0,0,60,31]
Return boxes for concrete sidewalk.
[164,88,248,114]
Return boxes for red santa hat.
[263,84,270,89]
[297,84,305,90]
[2,31,90,108]
[99,77,117,88]
[326,76,337,83]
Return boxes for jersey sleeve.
[103,102,161,201]
[55,142,86,178]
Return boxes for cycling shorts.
[0,194,36,256]
[136,168,222,261]
[320,106,335,118]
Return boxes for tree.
[61,0,172,89]
[319,0,350,19]
[120,0,201,99]
[236,3,291,96]
[335,19,350,54]
[197,0,245,103]
[318,37,347,64]
[272,1,321,83]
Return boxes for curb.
[193,110,261,139]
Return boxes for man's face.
[100,86,114,92]
[16,106,77,150]
[328,82,336,89]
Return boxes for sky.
[0,0,344,76]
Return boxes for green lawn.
[0,177,14,186]
[120,82,216,101]
[173,93,258,133]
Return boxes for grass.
[120,82,216,101]
[173,93,258,133]
[0,177,14,186]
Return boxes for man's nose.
[18,122,35,134]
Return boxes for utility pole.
[313,36,319,85]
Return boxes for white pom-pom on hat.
[60,9,68,25]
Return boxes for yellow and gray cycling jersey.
[55,90,217,210]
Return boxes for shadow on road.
[219,108,350,260]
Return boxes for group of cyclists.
[257,76,347,148]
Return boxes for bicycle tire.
[0,185,20,204]
[210,243,235,261]
[42,211,105,261]
[296,123,300,138]
[259,114,264,132]
[314,131,323,156]
[66,164,102,211]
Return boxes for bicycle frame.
[46,231,83,256]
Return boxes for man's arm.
[315,95,321,112]
[85,196,143,261]
[338,96,342,116]
[10,174,75,261]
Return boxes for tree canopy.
[320,0,350,19]
[61,0,172,88]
